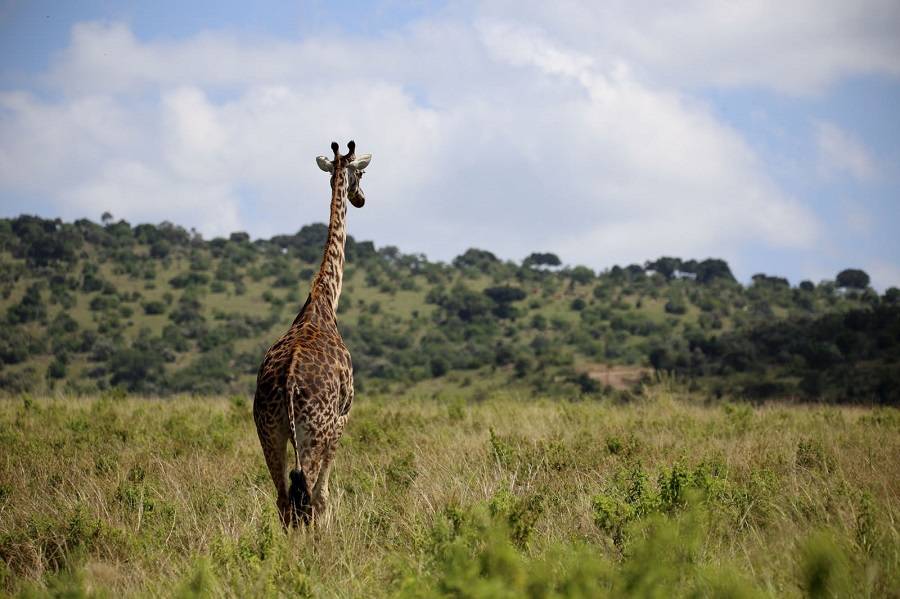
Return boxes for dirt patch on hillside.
[585,365,651,390]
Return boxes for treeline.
[653,304,900,403]
[0,214,897,404]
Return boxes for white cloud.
[65,159,244,237]
[477,0,900,95]
[815,121,877,181]
[0,11,857,269]
[475,21,819,265]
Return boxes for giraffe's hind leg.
[311,455,334,524]
[254,407,291,527]
[310,414,351,523]
[311,416,349,524]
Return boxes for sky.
[1,1,899,289]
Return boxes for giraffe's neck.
[310,167,348,316]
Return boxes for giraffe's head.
[316,140,372,208]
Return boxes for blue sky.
[1,0,899,289]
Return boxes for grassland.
[1,386,898,597]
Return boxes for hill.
[1,214,898,403]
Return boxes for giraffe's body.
[253,141,370,526]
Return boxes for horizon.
[3,211,883,291]
[1,1,899,289]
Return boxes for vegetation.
[2,214,898,596]
[1,214,897,404]
[0,388,897,596]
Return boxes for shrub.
[143,300,167,315]
[6,284,46,324]
[664,299,687,315]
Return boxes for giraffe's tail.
[288,468,312,525]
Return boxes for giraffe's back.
[254,318,352,431]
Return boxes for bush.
[47,356,67,380]
[6,284,46,324]
[143,300,167,315]
[568,265,595,285]
[169,272,209,289]
[89,296,118,311]
[483,286,526,305]
[664,299,687,315]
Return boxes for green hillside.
[1,215,898,403]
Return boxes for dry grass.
[0,387,898,597]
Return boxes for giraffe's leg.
[311,456,334,524]
[255,412,291,527]
[312,414,350,522]
[312,416,349,524]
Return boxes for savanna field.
[1,383,898,597]
[1,218,899,596]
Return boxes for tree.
[7,283,46,324]
[143,300,167,315]
[109,344,165,391]
[150,240,171,259]
[0,326,29,363]
[694,259,735,284]
[607,265,625,281]
[483,286,526,319]
[568,266,595,285]
[625,264,645,279]
[47,356,67,380]
[523,252,561,268]
[836,269,870,289]
[433,284,494,323]
[10,216,82,266]
[270,223,329,263]
[752,273,789,288]
[453,248,500,272]
[664,299,687,315]
[484,286,527,304]
[645,257,682,280]
[101,211,113,226]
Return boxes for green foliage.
[0,214,893,403]
[523,252,561,268]
[452,248,500,273]
[143,299,167,315]
[6,283,46,324]
[645,256,681,280]
[568,265,595,285]
[664,298,687,315]
[835,268,870,290]
[483,285,526,305]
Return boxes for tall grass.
[1,388,897,597]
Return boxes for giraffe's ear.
[347,154,372,171]
[316,156,333,172]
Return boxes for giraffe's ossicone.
[253,140,372,527]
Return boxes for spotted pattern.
[253,145,360,527]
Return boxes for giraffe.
[253,140,371,527]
